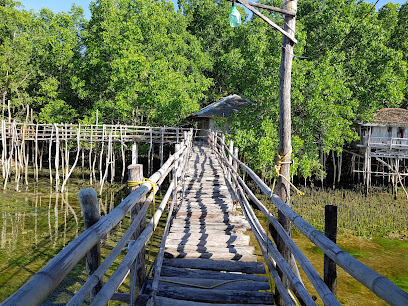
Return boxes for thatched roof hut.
[189,95,251,137]
[373,108,408,127]
[190,94,250,119]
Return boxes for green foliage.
[81,0,212,126]
[38,99,78,123]
[0,2,34,115]
[1,0,408,184]
[213,0,407,182]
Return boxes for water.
[0,179,129,302]
[1,182,407,304]
[0,191,82,301]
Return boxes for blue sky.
[19,0,404,20]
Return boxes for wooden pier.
[3,130,408,306]
[141,144,274,305]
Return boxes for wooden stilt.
[78,188,102,300]
[148,128,152,175]
[99,130,112,194]
[128,163,145,302]
[99,125,106,186]
[39,141,44,171]
[160,129,164,167]
[132,142,138,165]
[332,151,336,189]
[89,124,94,185]
[120,125,125,183]
[1,120,6,179]
[35,125,38,182]
[61,125,81,193]
[49,126,54,188]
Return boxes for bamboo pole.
[49,125,54,188]
[99,125,106,186]
[132,143,138,164]
[324,205,337,296]
[99,130,112,195]
[1,120,6,179]
[34,125,38,182]
[160,129,164,167]
[64,123,69,181]
[120,125,126,183]
[39,141,44,171]
[148,127,152,175]
[61,126,81,193]
[89,124,93,185]
[128,163,145,303]
[55,124,60,192]
[78,188,102,300]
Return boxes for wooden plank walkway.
[143,144,274,305]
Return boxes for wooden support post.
[78,188,102,300]
[229,140,234,166]
[276,0,298,303]
[324,205,337,296]
[128,163,145,302]
[160,129,164,167]
[148,128,153,175]
[175,144,181,178]
[55,125,60,192]
[233,147,238,173]
[132,143,138,165]
[172,143,181,213]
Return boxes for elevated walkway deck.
[144,144,274,305]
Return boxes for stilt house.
[356,108,408,191]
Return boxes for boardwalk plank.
[151,286,274,304]
[164,251,257,261]
[165,245,254,254]
[149,277,270,291]
[160,266,269,282]
[139,294,273,306]
[163,258,266,274]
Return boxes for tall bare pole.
[277,0,297,302]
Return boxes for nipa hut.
[356,108,408,194]
[189,94,250,138]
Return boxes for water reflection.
[0,192,82,301]
[0,193,79,254]
[0,190,123,302]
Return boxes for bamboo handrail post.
[324,205,338,296]
[78,188,102,300]
[228,139,234,165]
[132,142,138,164]
[128,163,145,302]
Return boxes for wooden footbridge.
[3,130,408,305]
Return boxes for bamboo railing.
[0,121,190,192]
[0,122,187,143]
[209,130,408,306]
[2,130,194,306]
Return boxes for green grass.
[289,187,408,239]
